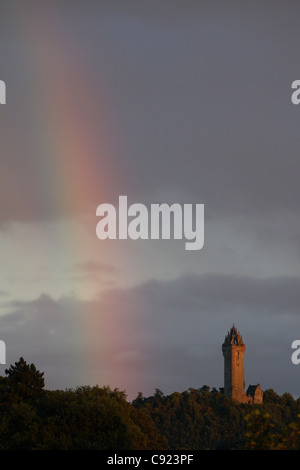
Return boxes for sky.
[0,0,300,400]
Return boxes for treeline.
[0,358,299,450]
[133,386,300,449]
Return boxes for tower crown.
[223,324,244,347]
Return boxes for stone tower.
[222,324,263,404]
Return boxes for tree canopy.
[0,358,299,450]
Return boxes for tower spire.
[223,324,244,346]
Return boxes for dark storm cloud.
[0,1,300,224]
[124,273,300,318]
[0,271,299,398]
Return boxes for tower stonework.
[222,325,263,404]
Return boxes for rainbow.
[5,4,139,396]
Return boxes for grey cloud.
[0,272,299,399]
[94,273,300,397]
[0,294,85,389]
[118,273,300,318]
[0,1,300,225]
[73,260,116,274]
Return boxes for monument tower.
[222,324,263,404]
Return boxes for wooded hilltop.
[0,358,299,450]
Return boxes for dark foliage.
[0,358,168,450]
[0,359,299,449]
[133,386,300,449]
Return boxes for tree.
[4,357,45,402]
[154,389,164,399]
[132,392,145,407]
